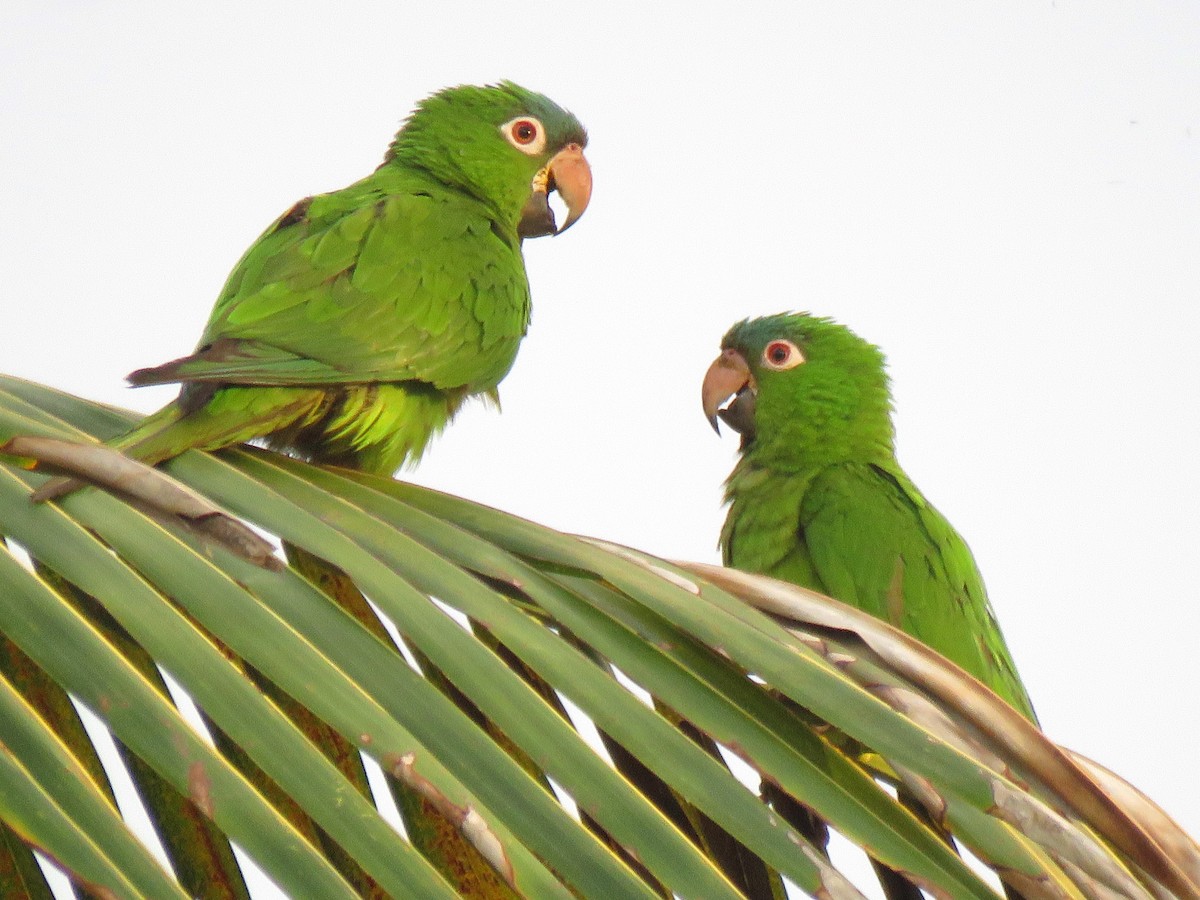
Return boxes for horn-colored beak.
[518,143,592,239]
[701,348,752,434]
[547,143,591,234]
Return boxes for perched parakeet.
[702,313,1036,722]
[35,81,590,499]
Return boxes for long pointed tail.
[30,386,326,502]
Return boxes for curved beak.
[547,143,591,234]
[518,143,592,239]
[701,348,753,435]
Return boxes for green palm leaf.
[2,375,1197,900]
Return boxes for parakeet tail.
[29,386,330,501]
[30,381,461,501]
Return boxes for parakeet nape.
[35,81,590,500]
[702,313,1036,722]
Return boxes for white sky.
[3,1,1198,894]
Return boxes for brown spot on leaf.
[188,761,214,817]
[387,750,515,885]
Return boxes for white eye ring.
[500,116,547,155]
[761,339,805,371]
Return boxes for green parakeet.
[702,313,1036,722]
[35,81,590,499]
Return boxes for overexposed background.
[3,2,1198,896]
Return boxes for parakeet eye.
[501,117,547,155]
[762,340,805,371]
[512,121,537,143]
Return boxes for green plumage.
[95,82,588,476]
[711,313,1036,722]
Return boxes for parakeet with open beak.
[702,313,1036,721]
[35,81,590,499]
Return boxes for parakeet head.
[386,81,591,238]
[701,313,895,467]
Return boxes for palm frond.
[1,375,1196,900]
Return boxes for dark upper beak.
[701,348,754,435]
[518,143,592,238]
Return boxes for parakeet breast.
[721,460,828,592]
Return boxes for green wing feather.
[133,167,529,393]
[723,460,1036,723]
[802,463,1036,722]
